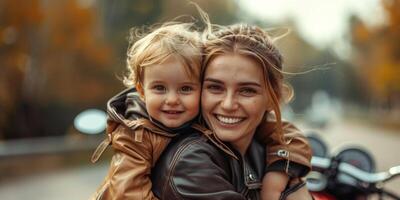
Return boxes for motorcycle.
[306,134,400,200]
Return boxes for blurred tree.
[98,0,162,61]
[0,0,43,139]
[351,0,400,111]
[41,1,117,105]
[274,25,347,112]
[0,0,118,139]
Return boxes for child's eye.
[180,86,193,93]
[152,85,166,93]
[239,87,257,96]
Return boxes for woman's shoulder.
[151,130,234,199]
[164,130,222,158]
[152,130,228,176]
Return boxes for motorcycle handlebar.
[311,156,400,183]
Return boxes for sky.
[238,0,386,58]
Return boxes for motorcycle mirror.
[74,109,107,135]
[389,166,400,176]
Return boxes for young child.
[90,21,311,200]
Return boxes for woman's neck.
[231,132,255,156]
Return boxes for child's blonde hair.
[123,22,202,88]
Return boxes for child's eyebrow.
[147,80,199,86]
[181,81,200,85]
[147,80,165,85]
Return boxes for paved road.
[0,161,109,200]
[0,119,399,200]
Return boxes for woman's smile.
[214,114,245,125]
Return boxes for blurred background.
[0,0,399,199]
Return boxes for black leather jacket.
[151,129,265,200]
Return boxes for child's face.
[139,56,200,128]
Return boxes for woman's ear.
[136,83,145,101]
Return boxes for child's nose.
[165,92,180,105]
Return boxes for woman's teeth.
[216,115,243,124]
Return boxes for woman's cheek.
[249,98,268,114]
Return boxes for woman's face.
[201,53,270,154]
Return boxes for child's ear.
[136,83,145,101]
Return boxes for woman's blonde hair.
[123,22,202,88]
[201,22,292,136]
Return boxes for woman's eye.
[180,86,193,93]
[206,84,223,93]
[239,88,257,96]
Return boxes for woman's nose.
[165,92,180,105]
[220,93,238,111]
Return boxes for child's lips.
[162,110,184,119]
[162,110,184,114]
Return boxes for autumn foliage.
[351,0,400,109]
[0,0,116,139]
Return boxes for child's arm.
[261,171,289,200]
[255,115,312,200]
[91,124,170,200]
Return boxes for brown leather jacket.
[90,88,312,200]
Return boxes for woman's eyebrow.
[204,78,262,87]
[203,78,223,84]
[238,82,262,87]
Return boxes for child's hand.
[261,171,289,200]
[285,178,313,200]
